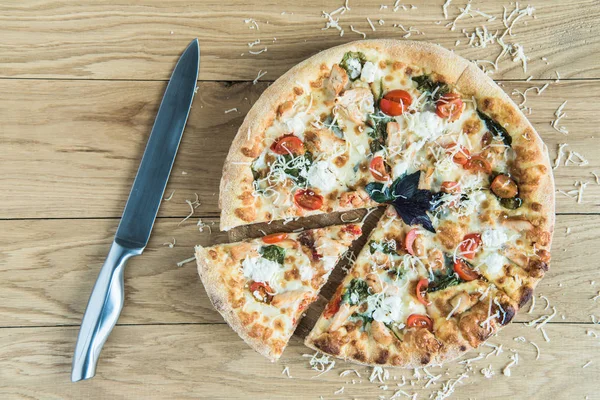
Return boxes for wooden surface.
[1,1,599,399]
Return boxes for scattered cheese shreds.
[163,190,175,201]
[176,256,196,267]
[253,70,267,85]
[162,237,176,248]
[282,366,292,378]
[551,101,569,134]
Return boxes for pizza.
[195,223,362,361]
[210,39,554,366]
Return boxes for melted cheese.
[242,256,280,284]
[482,253,507,277]
[360,61,378,83]
[481,229,508,249]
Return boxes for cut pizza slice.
[195,223,362,361]
[305,206,519,367]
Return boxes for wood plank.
[0,1,598,81]
[0,323,597,399]
[1,215,597,328]
[1,79,598,218]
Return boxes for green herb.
[366,113,392,153]
[388,267,405,280]
[352,312,374,327]
[412,75,449,102]
[428,273,462,292]
[500,196,523,209]
[369,240,397,255]
[259,245,286,264]
[323,115,343,138]
[385,323,403,342]
[281,152,313,185]
[342,278,370,305]
[365,171,436,233]
[340,51,367,80]
[477,110,512,147]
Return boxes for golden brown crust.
[220,39,472,231]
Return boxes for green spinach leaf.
[369,240,398,255]
[340,51,367,80]
[342,278,370,305]
[412,75,449,102]
[259,245,286,265]
[477,110,512,147]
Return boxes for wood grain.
[1,214,597,328]
[1,79,598,219]
[0,323,598,399]
[0,0,598,81]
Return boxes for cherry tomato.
[380,89,413,116]
[436,93,464,121]
[407,314,433,331]
[369,156,390,181]
[270,134,304,155]
[453,259,480,281]
[464,155,492,174]
[490,174,518,199]
[441,181,461,194]
[249,281,274,303]
[323,289,343,319]
[262,233,288,244]
[405,228,419,256]
[459,233,482,260]
[445,144,471,165]
[416,278,431,306]
[342,224,363,236]
[294,189,324,211]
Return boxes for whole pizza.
[198,39,555,367]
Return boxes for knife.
[71,39,200,382]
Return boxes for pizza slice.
[305,206,518,367]
[195,223,362,361]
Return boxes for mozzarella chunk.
[307,161,338,192]
[299,263,314,281]
[360,61,377,83]
[285,115,306,138]
[482,252,507,278]
[482,229,509,249]
[345,58,362,80]
[242,256,281,284]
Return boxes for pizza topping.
[453,258,480,281]
[405,228,420,256]
[369,156,390,181]
[306,161,338,192]
[412,75,449,102]
[406,314,433,331]
[481,229,509,249]
[477,110,512,146]
[323,288,343,319]
[459,233,482,260]
[259,245,286,264]
[339,51,366,80]
[465,155,492,174]
[262,233,288,244]
[482,252,507,277]
[445,143,471,165]
[270,134,305,155]
[249,281,274,303]
[380,89,412,116]
[441,181,461,193]
[294,189,324,210]
[365,171,436,233]
[369,239,398,255]
[490,174,518,198]
[360,61,378,83]
[499,196,523,209]
[415,278,431,305]
[436,93,464,121]
[242,255,281,284]
[342,278,370,305]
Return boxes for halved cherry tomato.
[342,224,363,236]
[380,89,413,116]
[459,233,482,260]
[270,134,305,155]
[453,259,480,281]
[323,290,343,319]
[294,189,323,210]
[407,314,433,331]
[416,278,431,306]
[249,281,274,303]
[262,233,288,244]
[464,155,492,174]
[436,93,464,121]
[490,174,518,199]
[445,143,471,165]
[405,228,419,256]
[369,156,390,181]
[441,181,461,194]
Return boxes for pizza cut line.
[198,39,554,366]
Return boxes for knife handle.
[71,241,143,382]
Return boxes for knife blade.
[71,39,199,382]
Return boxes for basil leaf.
[282,152,313,185]
[323,115,343,138]
[477,110,512,147]
[342,278,369,305]
[412,75,449,102]
[340,51,367,81]
[365,182,392,203]
[259,245,286,265]
[352,312,374,328]
[369,240,397,255]
[428,273,462,292]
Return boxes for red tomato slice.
[249,281,274,303]
[380,89,412,116]
[436,93,464,121]
[407,314,433,331]
[262,233,288,244]
[405,228,419,256]
[453,259,480,281]
[416,278,431,306]
[459,233,482,260]
[270,134,305,155]
[323,289,343,319]
[294,189,324,211]
[490,174,518,198]
[445,144,471,165]
[369,156,390,181]
[465,155,492,174]
[441,181,461,194]
[342,224,363,236]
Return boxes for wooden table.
[1,1,599,398]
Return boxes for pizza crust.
[220,39,473,231]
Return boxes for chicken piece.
[335,88,375,125]
[371,320,393,345]
[326,64,349,97]
[230,243,258,262]
[271,290,307,308]
[366,273,383,293]
[329,303,356,332]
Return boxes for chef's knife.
[71,39,199,382]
